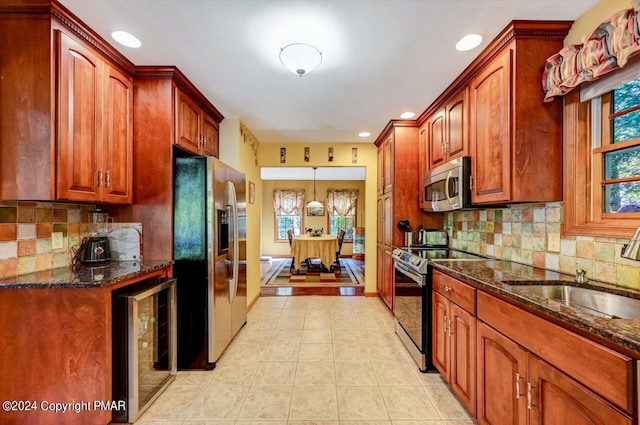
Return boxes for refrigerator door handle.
[226,181,239,304]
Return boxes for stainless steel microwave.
[422,156,472,212]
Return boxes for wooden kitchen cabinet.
[56,31,133,204]
[432,270,476,415]
[477,290,634,424]
[427,89,468,170]
[0,3,135,203]
[175,88,220,156]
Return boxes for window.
[564,65,640,238]
[326,189,358,241]
[273,189,304,241]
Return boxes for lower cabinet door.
[528,356,632,425]
[477,321,527,425]
[450,302,476,416]
[432,291,450,380]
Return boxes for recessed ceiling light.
[400,112,416,119]
[358,132,371,138]
[456,34,482,52]
[111,31,142,48]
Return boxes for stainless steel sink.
[512,285,640,319]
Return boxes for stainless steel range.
[392,243,484,372]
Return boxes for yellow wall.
[260,142,378,294]
[565,0,630,45]
[262,179,366,256]
[220,118,263,307]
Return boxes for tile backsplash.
[446,202,640,288]
[0,201,95,278]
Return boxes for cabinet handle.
[98,170,104,187]
[443,139,448,155]
[443,315,448,334]
[469,175,473,191]
[105,170,111,188]
[527,382,535,409]
[381,177,385,188]
[515,373,522,399]
[447,316,453,337]
[202,134,207,147]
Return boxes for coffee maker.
[79,209,112,264]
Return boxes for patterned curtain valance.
[326,189,358,217]
[273,189,305,216]
[543,0,640,102]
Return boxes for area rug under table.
[262,259,361,287]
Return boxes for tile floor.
[137,295,476,424]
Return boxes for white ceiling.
[261,166,366,180]
[59,0,599,144]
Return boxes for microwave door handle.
[444,170,454,204]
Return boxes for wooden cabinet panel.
[477,291,633,412]
[382,134,394,194]
[447,90,467,159]
[429,109,446,168]
[433,290,450,379]
[450,302,476,415]
[57,31,101,202]
[379,248,393,310]
[433,269,476,314]
[382,194,392,247]
[528,356,632,425]
[477,321,528,425]
[202,114,219,157]
[469,48,512,204]
[377,145,384,195]
[176,90,201,153]
[102,64,133,203]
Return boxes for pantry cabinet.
[432,270,476,415]
[0,4,136,203]
[56,31,133,204]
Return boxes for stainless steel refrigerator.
[173,153,247,369]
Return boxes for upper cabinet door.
[382,134,394,194]
[201,114,219,157]
[470,48,512,204]
[446,88,468,160]
[175,90,201,153]
[102,64,133,204]
[57,31,101,202]
[429,109,446,169]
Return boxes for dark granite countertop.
[0,260,172,289]
[430,259,640,355]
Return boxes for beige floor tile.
[337,386,389,420]
[380,387,440,420]
[210,361,259,386]
[183,422,236,425]
[304,316,332,329]
[263,342,300,361]
[271,328,304,343]
[221,341,267,362]
[302,329,333,343]
[341,421,392,425]
[237,327,274,344]
[289,386,339,420]
[138,385,204,421]
[424,386,474,421]
[335,361,378,386]
[174,370,215,386]
[295,361,336,386]
[290,422,339,425]
[237,386,293,420]
[367,343,409,362]
[413,372,446,386]
[235,422,287,425]
[333,343,370,362]
[332,327,364,343]
[373,362,421,386]
[298,343,334,361]
[252,361,297,386]
[186,386,249,421]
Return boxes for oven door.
[393,260,428,371]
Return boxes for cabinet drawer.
[477,291,633,412]
[432,270,476,315]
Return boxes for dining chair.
[331,229,346,272]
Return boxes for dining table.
[291,234,338,271]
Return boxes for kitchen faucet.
[621,226,640,261]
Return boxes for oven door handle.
[394,261,424,286]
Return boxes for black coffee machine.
[79,209,112,264]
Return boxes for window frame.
[564,89,640,238]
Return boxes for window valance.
[543,0,640,102]
[326,189,358,217]
[273,189,305,216]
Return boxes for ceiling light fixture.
[400,112,416,119]
[307,167,323,208]
[111,31,142,48]
[279,43,322,76]
[358,132,371,138]
[456,34,483,52]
